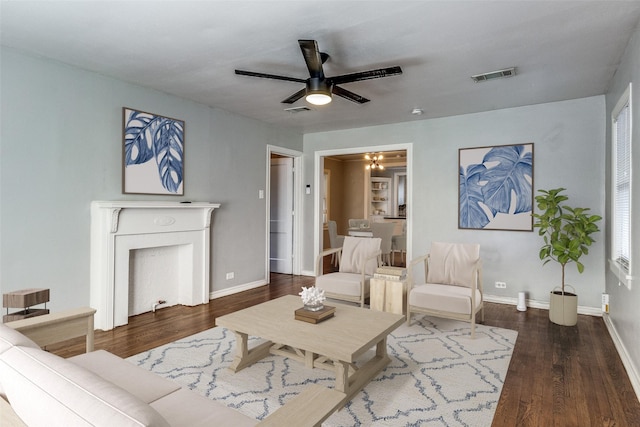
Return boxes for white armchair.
[406,242,484,338]
[315,236,381,307]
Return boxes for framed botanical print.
[122,107,185,195]
[459,143,534,231]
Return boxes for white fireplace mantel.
[90,201,221,330]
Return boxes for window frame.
[610,83,633,289]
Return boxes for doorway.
[314,144,412,274]
[266,145,302,277]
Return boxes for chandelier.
[365,153,384,170]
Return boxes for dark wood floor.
[48,273,640,426]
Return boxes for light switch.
[258,190,264,199]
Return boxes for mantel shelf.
[93,201,220,209]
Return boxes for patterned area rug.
[128,315,517,426]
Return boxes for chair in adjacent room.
[327,220,345,267]
[370,222,395,266]
[391,222,407,266]
[406,242,484,338]
[315,236,381,307]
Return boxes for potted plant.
[532,188,602,326]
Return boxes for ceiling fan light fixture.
[306,92,332,105]
[305,78,333,105]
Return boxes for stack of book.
[294,305,336,324]
[373,266,407,281]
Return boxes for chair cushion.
[339,236,380,276]
[0,345,170,427]
[70,350,181,404]
[427,242,480,287]
[409,283,482,315]
[315,272,370,297]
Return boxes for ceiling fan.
[234,39,403,106]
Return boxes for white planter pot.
[549,286,577,326]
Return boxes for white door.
[270,157,293,274]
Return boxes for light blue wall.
[605,22,640,387]
[303,96,606,309]
[0,48,303,311]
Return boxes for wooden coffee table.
[216,295,404,402]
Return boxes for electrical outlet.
[495,281,507,289]
[226,272,234,280]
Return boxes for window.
[611,83,632,288]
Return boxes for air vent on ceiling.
[284,106,312,114]
[471,67,516,83]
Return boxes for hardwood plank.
[44,273,640,426]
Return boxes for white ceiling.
[2,1,640,134]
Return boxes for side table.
[370,278,406,315]
[3,288,50,322]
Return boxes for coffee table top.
[216,295,404,362]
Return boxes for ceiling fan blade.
[332,85,370,104]
[331,66,403,85]
[235,69,306,84]
[281,88,306,104]
[298,39,325,79]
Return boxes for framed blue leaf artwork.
[122,107,185,195]
[459,143,534,231]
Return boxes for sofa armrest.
[1,396,27,427]
[257,384,345,427]
[5,307,96,353]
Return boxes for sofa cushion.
[151,389,257,427]
[70,350,180,404]
[0,323,41,399]
[0,345,170,427]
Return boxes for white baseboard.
[483,294,602,316]
[602,314,640,402]
[300,269,315,277]
[209,279,267,300]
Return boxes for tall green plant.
[532,188,602,293]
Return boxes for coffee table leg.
[334,337,392,400]
[228,331,273,372]
[376,337,388,358]
[334,360,350,393]
[305,350,316,368]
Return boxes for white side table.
[370,278,406,315]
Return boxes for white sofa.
[0,309,345,427]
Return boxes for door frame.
[266,145,302,277]
[313,143,413,275]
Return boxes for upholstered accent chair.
[406,242,484,338]
[315,236,381,307]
